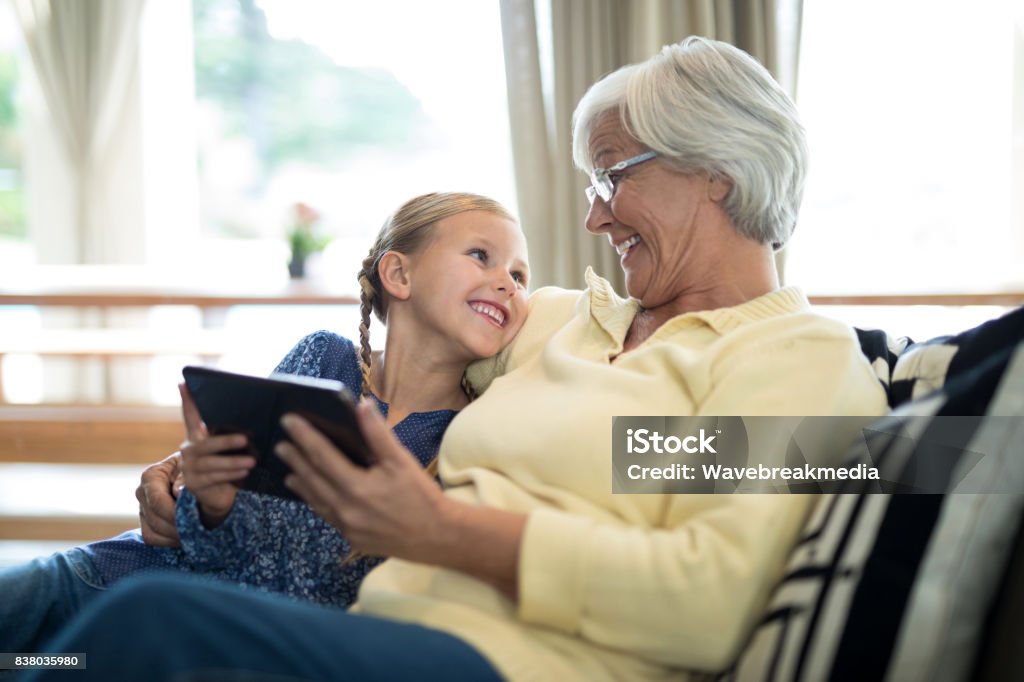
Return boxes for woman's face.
[584,113,720,309]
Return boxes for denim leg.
[0,548,105,653]
[27,572,503,682]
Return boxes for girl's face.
[404,210,530,361]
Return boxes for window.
[185,0,517,287]
[0,0,517,404]
[788,1,1023,338]
[1,0,516,276]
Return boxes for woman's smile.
[615,234,642,263]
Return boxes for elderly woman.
[28,37,887,682]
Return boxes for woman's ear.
[707,175,732,203]
[377,251,412,302]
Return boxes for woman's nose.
[585,196,612,234]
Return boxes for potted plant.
[286,202,330,278]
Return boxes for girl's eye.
[468,249,487,262]
[512,271,526,285]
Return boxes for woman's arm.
[430,499,526,600]
[135,451,184,547]
[276,403,527,600]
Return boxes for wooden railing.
[0,405,183,465]
[0,405,184,542]
[0,266,360,404]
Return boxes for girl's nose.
[494,270,516,296]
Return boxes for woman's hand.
[178,383,255,529]
[136,451,184,547]
[275,401,450,563]
[277,400,528,600]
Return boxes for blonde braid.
[357,252,378,399]
[343,255,380,568]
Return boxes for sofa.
[718,306,1024,681]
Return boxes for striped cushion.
[721,308,1024,682]
[857,306,1024,408]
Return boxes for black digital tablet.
[182,365,374,501]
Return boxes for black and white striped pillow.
[857,306,1024,409]
[721,311,1024,682]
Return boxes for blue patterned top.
[80,332,457,608]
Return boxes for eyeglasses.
[584,151,658,204]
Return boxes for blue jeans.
[27,572,503,682]
[0,548,105,653]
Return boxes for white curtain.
[15,0,145,265]
[500,0,803,291]
[15,0,148,403]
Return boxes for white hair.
[572,36,807,250]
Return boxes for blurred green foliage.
[0,49,25,240]
[0,0,431,241]
[0,190,26,240]
[0,53,17,135]
[193,0,428,172]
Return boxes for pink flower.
[293,202,321,227]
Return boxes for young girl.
[0,192,530,651]
[170,191,529,596]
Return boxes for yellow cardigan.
[354,269,889,681]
